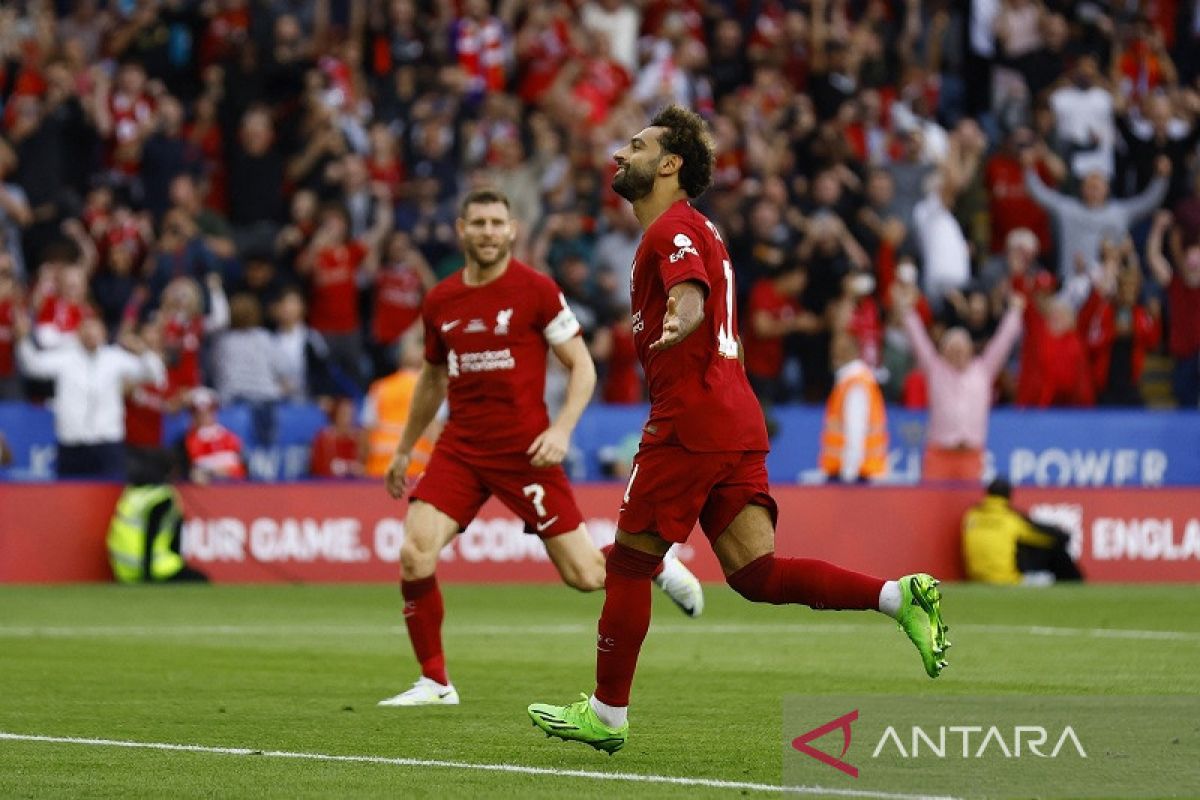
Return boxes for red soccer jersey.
[1167,274,1200,358]
[0,298,15,377]
[421,260,580,460]
[985,155,1055,256]
[742,278,800,378]
[630,200,769,453]
[125,384,168,447]
[602,321,642,403]
[309,241,367,334]
[309,427,363,478]
[372,264,425,343]
[36,295,87,335]
[162,314,204,395]
[185,423,246,479]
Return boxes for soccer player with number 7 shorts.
[527,106,950,753]
[377,188,705,708]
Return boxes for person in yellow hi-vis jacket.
[107,454,207,583]
[962,477,1083,585]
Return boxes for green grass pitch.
[2,583,1199,799]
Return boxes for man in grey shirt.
[1024,151,1169,279]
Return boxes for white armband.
[543,294,581,345]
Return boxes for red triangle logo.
[791,709,859,778]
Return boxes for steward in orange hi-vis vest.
[819,358,888,482]
[363,368,437,479]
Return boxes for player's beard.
[464,239,510,270]
[612,157,659,202]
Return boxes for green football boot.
[896,573,950,678]
[528,694,628,754]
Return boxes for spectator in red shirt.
[123,316,176,480]
[34,262,91,349]
[1078,265,1160,406]
[368,231,435,378]
[181,387,246,484]
[309,397,366,479]
[742,263,821,412]
[453,0,511,97]
[1147,211,1200,408]
[365,121,405,198]
[984,127,1065,257]
[158,274,229,401]
[93,62,155,179]
[590,308,643,404]
[1024,298,1094,407]
[0,253,22,399]
[297,199,392,389]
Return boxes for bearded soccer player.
[378,188,704,707]
[527,107,950,752]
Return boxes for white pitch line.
[0,622,1199,641]
[0,732,957,800]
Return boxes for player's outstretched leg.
[379,501,461,707]
[719,505,950,678]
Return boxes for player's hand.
[385,452,411,499]
[651,296,687,351]
[527,425,569,467]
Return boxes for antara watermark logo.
[791,710,1087,778]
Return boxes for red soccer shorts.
[617,443,777,543]
[409,445,584,539]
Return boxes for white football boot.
[654,548,705,617]
[377,676,460,707]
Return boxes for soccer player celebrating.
[528,107,950,752]
[378,188,704,707]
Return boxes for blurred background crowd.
[1,0,1200,480]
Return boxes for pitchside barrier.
[1,483,1197,584]
[2,402,1200,486]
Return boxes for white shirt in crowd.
[580,0,640,73]
[16,339,165,445]
[913,190,971,306]
[1050,84,1115,179]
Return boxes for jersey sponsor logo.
[494,308,513,335]
[669,232,701,263]
[668,232,700,263]
[465,318,488,333]
[448,348,516,375]
[631,310,644,335]
[441,319,461,332]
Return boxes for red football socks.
[727,554,884,610]
[400,575,449,686]
[594,543,663,707]
[600,543,665,578]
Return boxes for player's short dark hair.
[459,188,511,219]
[649,104,715,199]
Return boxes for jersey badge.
[494,308,513,335]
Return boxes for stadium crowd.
[1,0,1200,479]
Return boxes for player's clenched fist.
[385,451,411,499]
[527,425,570,467]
